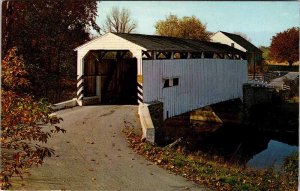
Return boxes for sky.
[96,1,299,47]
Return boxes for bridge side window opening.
[163,78,179,88]
[173,78,179,86]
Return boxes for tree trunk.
[288,61,293,67]
[2,1,14,56]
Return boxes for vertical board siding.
[143,59,248,119]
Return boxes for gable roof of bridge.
[112,33,245,54]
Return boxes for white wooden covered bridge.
[75,33,248,119]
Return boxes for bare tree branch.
[233,32,252,42]
[103,6,137,33]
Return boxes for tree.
[155,14,210,41]
[259,46,270,60]
[103,6,137,33]
[1,48,65,189]
[269,27,299,66]
[2,0,100,103]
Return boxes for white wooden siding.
[76,33,144,76]
[75,33,145,57]
[143,59,248,119]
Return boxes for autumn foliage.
[1,48,65,189]
[2,0,100,103]
[155,14,211,41]
[124,129,298,191]
[269,27,299,66]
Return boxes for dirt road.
[12,105,208,190]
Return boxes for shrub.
[1,48,65,189]
[282,151,298,183]
[267,65,299,72]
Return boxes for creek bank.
[155,99,298,168]
[124,128,298,191]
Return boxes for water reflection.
[247,140,298,169]
[158,101,299,169]
[159,121,298,169]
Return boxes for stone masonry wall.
[243,84,276,108]
[82,96,100,106]
[147,101,164,130]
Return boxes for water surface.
[247,140,298,169]
[158,100,299,169]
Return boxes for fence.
[248,74,263,81]
[248,78,291,90]
[248,72,293,90]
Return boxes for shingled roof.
[219,31,262,53]
[113,33,245,54]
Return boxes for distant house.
[211,31,263,66]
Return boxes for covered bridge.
[75,32,248,119]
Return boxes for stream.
[158,100,299,169]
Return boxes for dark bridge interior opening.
[83,50,137,104]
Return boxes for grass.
[287,96,299,103]
[172,154,188,167]
[124,129,298,191]
[282,151,299,184]
[142,142,152,152]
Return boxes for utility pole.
[253,50,256,80]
